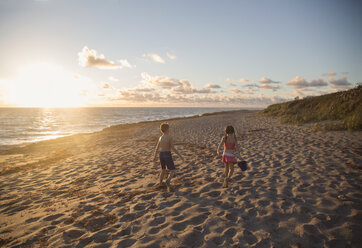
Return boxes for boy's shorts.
[159,151,176,170]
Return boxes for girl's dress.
[222,141,237,163]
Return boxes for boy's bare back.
[158,134,172,152]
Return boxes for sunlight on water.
[0,107,241,146]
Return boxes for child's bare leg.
[159,169,166,184]
[228,163,234,179]
[223,163,229,187]
[166,170,175,184]
[166,170,175,192]
[224,163,229,178]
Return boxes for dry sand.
[0,110,361,248]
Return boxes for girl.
[217,125,241,188]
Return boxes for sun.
[4,63,91,108]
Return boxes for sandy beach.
[0,110,361,248]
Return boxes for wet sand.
[0,110,361,247]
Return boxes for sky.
[0,0,361,107]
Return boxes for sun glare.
[4,63,91,107]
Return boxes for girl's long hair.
[224,125,235,144]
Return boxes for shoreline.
[0,109,258,154]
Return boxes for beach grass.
[262,85,362,131]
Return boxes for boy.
[153,122,184,192]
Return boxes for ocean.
[0,107,241,146]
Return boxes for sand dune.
[0,110,361,247]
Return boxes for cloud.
[117,91,285,106]
[119,59,133,68]
[226,95,289,106]
[292,89,332,99]
[171,80,195,94]
[244,89,255,95]
[258,77,279,84]
[103,72,289,106]
[78,47,115,68]
[238,78,249,83]
[141,72,180,89]
[78,46,132,69]
[133,87,155,92]
[108,84,289,107]
[238,80,280,91]
[328,76,350,86]
[166,53,176,60]
[108,76,119,82]
[205,84,221,89]
[172,80,212,94]
[231,88,244,94]
[143,53,165,63]
[260,84,280,91]
[329,76,352,90]
[118,90,161,102]
[305,79,328,87]
[287,76,328,89]
[102,83,111,89]
[243,83,260,88]
[230,86,256,95]
[323,72,336,77]
[141,73,213,94]
[225,78,233,82]
[253,77,281,91]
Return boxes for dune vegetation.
[262,85,362,131]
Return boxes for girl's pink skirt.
[222,153,237,164]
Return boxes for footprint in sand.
[180,230,203,247]
[43,213,64,222]
[62,229,85,243]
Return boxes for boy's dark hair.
[160,122,170,133]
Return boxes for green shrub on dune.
[262,85,362,131]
